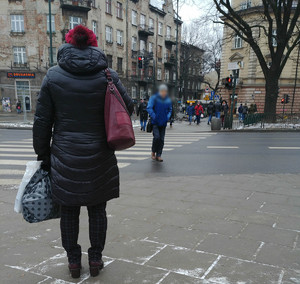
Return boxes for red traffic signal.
[225,76,233,89]
[138,56,143,69]
[281,98,285,104]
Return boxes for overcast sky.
[180,2,203,23]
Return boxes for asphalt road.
[1,127,300,183]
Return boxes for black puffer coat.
[33,44,134,206]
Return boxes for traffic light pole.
[48,0,54,67]
[229,75,237,129]
[175,0,179,99]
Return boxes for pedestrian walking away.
[186,102,195,125]
[243,103,249,120]
[238,103,244,122]
[194,101,204,125]
[137,98,148,131]
[214,100,222,119]
[147,84,172,162]
[207,101,214,125]
[32,25,134,279]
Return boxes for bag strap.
[104,68,130,116]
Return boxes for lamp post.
[291,40,300,115]
[175,0,179,99]
[48,0,54,67]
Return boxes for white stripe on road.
[0,148,34,152]
[117,157,148,161]
[118,163,131,168]
[207,146,239,149]
[0,179,21,185]
[116,151,150,156]
[125,148,174,151]
[136,141,193,145]
[0,154,35,158]
[0,144,33,148]
[0,169,25,175]
[0,160,29,165]
[268,147,300,150]
[134,144,182,148]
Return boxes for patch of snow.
[207,277,231,284]
[236,122,300,130]
[27,235,41,240]
[173,268,203,278]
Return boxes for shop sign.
[7,72,35,79]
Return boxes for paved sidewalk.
[1,173,300,283]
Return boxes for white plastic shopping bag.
[14,161,42,213]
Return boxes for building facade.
[180,43,204,103]
[0,0,181,112]
[220,0,300,113]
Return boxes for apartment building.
[180,43,204,102]
[220,0,300,113]
[0,0,181,112]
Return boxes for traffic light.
[144,57,149,69]
[138,56,143,69]
[285,94,289,104]
[225,76,233,89]
[281,94,290,104]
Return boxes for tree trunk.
[264,76,279,121]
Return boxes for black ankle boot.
[89,260,104,277]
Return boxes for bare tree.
[209,0,300,115]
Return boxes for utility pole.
[229,74,237,129]
[175,0,179,99]
[291,41,300,115]
[48,0,54,67]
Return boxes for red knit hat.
[65,25,98,49]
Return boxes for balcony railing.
[164,53,176,66]
[165,35,176,45]
[60,0,92,12]
[131,74,153,85]
[138,25,154,37]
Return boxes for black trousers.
[60,202,107,264]
[152,125,166,157]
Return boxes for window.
[149,18,154,29]
[240,0,251,10]
[140,40,146,51]
[48,47,57,64]
[174,28,178,38]
[272,29,277,47]
[47,14,55,32]
[140,87,144,98]
[165,69,170,81]
[117,2,123,19]
[140,14,146,28]
[106,0,112,14]
[69,16,82,29]
[132,62,137,75]
[92,21,97,34]
[157,45,162,58]
[158,22,163,35]
[117,30,123,45]
[166,26,171,37]
[13,47,26,64]
[132,10,137,26]
[131,86,137,99]
[148,66,153,77]
[148,42,153,53]
[157,68,162,80]
[117,57,123,73]
[107,55,113,68]
[132,36,137,51]
[233,69,240,78]
[11,15,24,32]
[234,34,242,48]
[106,26,113,43]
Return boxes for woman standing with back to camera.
[33,26,134,278]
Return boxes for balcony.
[165,79,175,86]
[131,74,153,85]
[138,25,154,37]
[11,61,30,70]
[164,53,176,67]
[60,0,92,12]
[165,35,176,45]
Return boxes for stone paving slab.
[1,173,300,283]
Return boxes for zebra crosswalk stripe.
[0,131,216,185]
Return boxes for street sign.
[210,91,215,100]
[214,95,220,100]
[204,95,210,101]
[205,87,210,92]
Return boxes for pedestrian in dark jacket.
[33,26,133,279]
[238,104,244,122]
[147,84,172,162]
[186,103,195,125]
[221,100,229,127]
[207,102,214,125]
[194,101,204,125]
[137,99,148,131]
[214,100,222,118]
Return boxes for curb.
[215,129,300,133]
